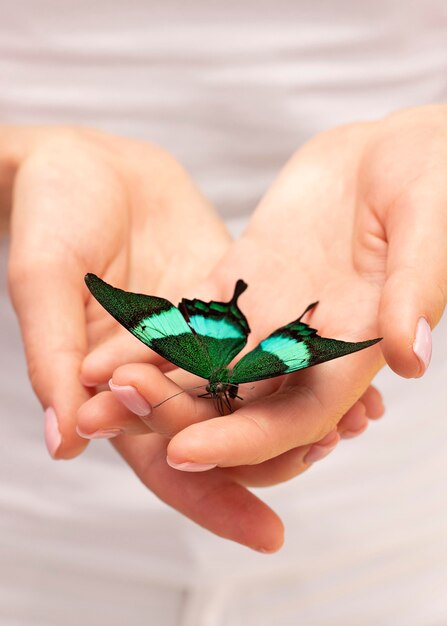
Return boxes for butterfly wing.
[85,274,213,379]
[179,279,250,371]
[230,302,381,384]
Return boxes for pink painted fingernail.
[166,457,217,472]
[44,407,62,458]
[76,426,123,440]
[109,380,152,417]
[413,317,432,374]
[304,433,340,465]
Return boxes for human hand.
[163,105,446,473]
[76,102,434,552]
[86,106,446,488]
[3,125,379,552]
[4,126,230,460]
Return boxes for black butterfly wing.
[85,274,214,379]
[230,302,381,384]
[179,279,250,372]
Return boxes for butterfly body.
[85,274,381,414]
[200,380,241,415]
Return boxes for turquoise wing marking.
[230,302,381,384]
[179,279,250,371]
[85,274,213,379]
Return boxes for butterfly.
[85,274,381,414]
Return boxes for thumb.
[379,175,447,377]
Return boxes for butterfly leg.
[228,383,243,402]
[223,390,233,413]
[228,384,239,399]
[215,395,222,415]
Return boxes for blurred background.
[1,1,447,624]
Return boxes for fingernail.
[166,457,217,472]
[76,426,123,440]
[303,433,340,465]
[44,407,62,458]
[413,317,432,374]
[109,380,152,417]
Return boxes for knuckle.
[17,127,118,190]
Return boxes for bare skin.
[3,125,379,551]
[79,106,447,551]
[5,104,446,550]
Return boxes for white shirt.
[1,2,447,624]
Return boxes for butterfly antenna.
[152,384,209,409]
[298,301,319,321]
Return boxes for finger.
[80,328,166,387]
[358,384,384,419]
[8,260,90,459]
[378,174,447,377]
[77,390,152,438]
[336,384,384,440]
[78,364,210,438]
[113,433,284,552]
[76,385,376,446]
[167,349,382,469]
[109,363,217,436]
[225,429,340,487]
[226,389,382,487]
[337,401,368,439]
[78,363,269,440]
[8,137,126,459]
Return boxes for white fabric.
[2,0,447,220]
[1,2,447,624]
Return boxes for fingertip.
[361,385,385,419]
[109,379,153,417]
[46,406,89,459]
[167,420,222,466]
[380,326,427,379]
[254,516,285,554]
[77,389,149,438]
[379,291,425,378]
[412,316,432,376]
[44,407,62,459]
[44,373,95,459]
[80,350,111,387]
[81,332,164,387]
[111,361,159,386]
[380,269,436,378]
